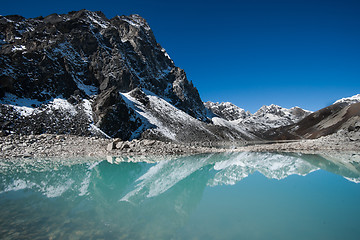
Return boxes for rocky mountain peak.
[288,106,311,118]
[0,10,210,139]
[204,101,250,121]
[254,104,285,116]
[118,14,151,31]
[253,104,311,122]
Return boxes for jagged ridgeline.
[0,10,253,141]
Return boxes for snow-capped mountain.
[204,101,251,121]
[247,104,311,132]
[334,94,360,105]
[0,10,255,141]
[205,101,311,134]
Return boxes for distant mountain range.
[263,95,360,140]
[0,10,359,142]
[204,101,311,137]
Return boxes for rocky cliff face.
[0,10,211,139]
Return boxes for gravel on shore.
[0,134,223,160]
[0,130,359,161]
[236,129,360,154]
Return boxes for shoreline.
[0,134,222,160]
[0,133,359,160]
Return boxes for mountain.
[247,104,311,132]
[205,101,311,136]
[204,101,251,121]
[264,94,360,140]
[334,94,360,105]
[0,10,255,141]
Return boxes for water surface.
[1,152,360,239]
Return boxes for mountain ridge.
[205,101,312,136]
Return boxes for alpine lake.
[1,152,360,240]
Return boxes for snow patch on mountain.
[48,98,78,116]
[121,89,220,141]
[119,14,151,31]
[121,90,176,140]
[161,48,171,61]
[11,45,26,52]
[85,11,110,29]
[211,117,258,140]
[1,93,43,107]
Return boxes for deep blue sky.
[2,0,360,112]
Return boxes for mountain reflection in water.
[0,152,360,239]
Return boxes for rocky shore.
[237,129,360,153]
[0,134,222,160]
[0,129,359,160]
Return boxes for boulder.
[121,142,130,150]
[107,142,115,151]
[349,133,360,141]
[115,141,123,149]
[142,140,156,146]
[348,125,356,132]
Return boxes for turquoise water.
[1,152,360,240]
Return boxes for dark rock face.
[0,10,208,138]
[92,87,142,139]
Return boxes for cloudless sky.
[2,0,360,112]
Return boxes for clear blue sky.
[2,0,360,112]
